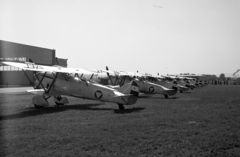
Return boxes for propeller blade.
[106,66,113,85]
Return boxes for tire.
[118,104,125,110]
[34,104,44,108]
[164,95,169,99]
[55,102,64,107]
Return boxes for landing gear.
[180,90,183,93]
[55,102,64,107]
[54,96,69,107]
[55,96,63,107]
[118,104,125,110]
[164,95,169,99]
[34,104,44,108]
[32,95,49,108]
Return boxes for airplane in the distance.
[0,61,139,110]
[100,67,178,98]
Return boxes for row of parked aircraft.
[1,61,208,109]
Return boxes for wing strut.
[46,72,59,93]
[90,73,94,80]
[114,76,119,85]
[34,72,59,94]
[22,69,33,85]
[119,76,127,86]
[35,72,47,89]
[106,66,114,85]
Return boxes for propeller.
[106,66,114,85]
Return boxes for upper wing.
[123,71,144,77]
[101,70,144,77]
[1,61,93,74]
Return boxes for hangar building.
[0,40,67,86]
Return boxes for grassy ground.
[0,85,240,156]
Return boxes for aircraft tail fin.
[116,81,139,97]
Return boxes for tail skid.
[114,81,139,108]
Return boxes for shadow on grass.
[147,96,180,100]
[139,96,179,99]
[0,103,146,120]
[0,103,113,121]
[164,96,179,99]
[114,107,145,114]
[181,91,191,94]
[138,95,154,98]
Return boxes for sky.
[0,0,240,77]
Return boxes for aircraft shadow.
[0,103,112,121]
[180,92,191,94]
[139,96,179,100]
[0,103,145,121]
[156,97,180,99]
[114,107,145,114]
[138,96,154,98]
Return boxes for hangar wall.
[0,71,33,86]
[0,40,55,65]
[0,40,67,87]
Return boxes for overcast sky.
[0,0,240,76]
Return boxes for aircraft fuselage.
[35,72,137,105]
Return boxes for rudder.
[116,81,139,96]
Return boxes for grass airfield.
[0,85,240,156]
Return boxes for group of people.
[233,80,240,85]
[211,80,229,85]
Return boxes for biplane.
[0,61,139,110]
[100,67,177,98]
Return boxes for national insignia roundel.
[149,86,154,92]
[94,90,103,99]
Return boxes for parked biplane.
[0,61,139,110]
[100,67,177,98]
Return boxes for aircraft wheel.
[34,104,44,108]
[180,90,183,93]
[191,88,193,90]
[118,104,125,110]
[54,96,66,107]
[55,102,64,107]
[164,95,169,99]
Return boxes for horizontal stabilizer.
[27,89,45,95]
[106,85,120,89]
[138,93,154,97]
[114,94,133,97]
